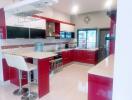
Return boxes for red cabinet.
[88,74,113,100]
[38,58,50,98]
[2,59,9,81]
[10,67,27,86]
[62,50,73,65]
[72,50,98,64]
[2,58,29,85]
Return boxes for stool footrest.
[22,92,37,100]
[13,88,28,96]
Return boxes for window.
[87,30,97,48]
[78,29,97,48]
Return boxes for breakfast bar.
[1,48,57,98]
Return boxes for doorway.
[98,28,110,61]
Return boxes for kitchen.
[0,0,130,100]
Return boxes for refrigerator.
[78,29,97,48]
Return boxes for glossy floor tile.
[0,62,93,100]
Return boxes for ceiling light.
[71,5,79,14]
[105,0,113,9]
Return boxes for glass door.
[78,29,97,48]
[78,30,87,48]
[87,30,97,48]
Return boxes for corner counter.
[88,55,114,78]
[88,55,114,100]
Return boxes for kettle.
[34,42,44,52]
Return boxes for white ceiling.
[1,0,117,15]
[52,0,117,14]
[0,0,22,8]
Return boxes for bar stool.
[4,54,37,100]
[4,54,28,96]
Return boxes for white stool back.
[4,54,28,71]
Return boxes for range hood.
[4,0,58,17]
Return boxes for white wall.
[0,38,72,47]
[113,0,132,100]
[71,11,110,29]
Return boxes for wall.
[113,0,132,100]
[71,11,110,29]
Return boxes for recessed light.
[71,5,79,14]
[105,0,113,9]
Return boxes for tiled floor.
[0,62,93,100]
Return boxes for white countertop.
[74,48,99,51]
[1,47,99,59]
[1,48,57,59]
[55,48,99,53]
[88,55,114,78]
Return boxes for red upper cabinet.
[55,22,60,37]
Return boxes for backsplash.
[0,38,77,50]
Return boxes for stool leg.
[21,71,37,100]
[13,70,28,96]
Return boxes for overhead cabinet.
[60,23,75,39]
[60,23,75,32]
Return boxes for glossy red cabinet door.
[10,67,27,86]
[62,50,98,65]
[2,59,9,81]
[88,74,113,100]
[62,50,73,65]
[38,58,50,98]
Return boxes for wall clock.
[84,16,90,24]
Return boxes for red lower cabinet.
[2,58,29,86]
[62,50,73,65]
[2,59,10,81]
[88,74,113,100]
[38,58,50,98]
[62,50,98,65]
[10,67,27,86]
[72,50,98,64]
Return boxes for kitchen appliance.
[65,43,69,49]
[34,42,44,52]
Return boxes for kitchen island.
[88,55,114,100]
[0,47,99,98]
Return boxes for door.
[77,30,87,48]
[87,30,97,48]
[99,29,110,61]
